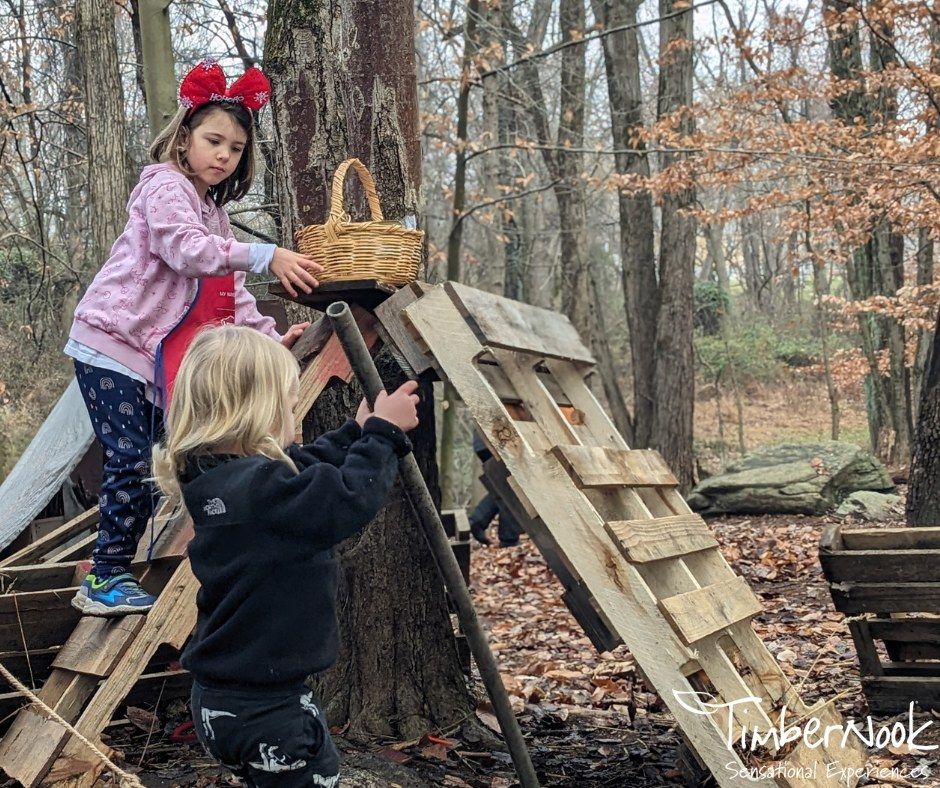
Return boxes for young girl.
[66,59,320,615]
[152,325,419,787]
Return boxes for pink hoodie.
[69,162,281,383]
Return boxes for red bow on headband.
[179,58,271,114]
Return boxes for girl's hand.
[372,380,420,432]
[271,248,323,297]
[355,397,373,428]
[280,322,311,349]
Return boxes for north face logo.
[203,498,227,516]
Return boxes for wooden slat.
[861,675,940,713]
[605,515,718,563]
[659,577,763,645]
[841,526,940,551]
[0,562,82,593]
[868,617,940,643]
[846,619,884,678]
[374,281,435,375]
[51,615,146,677]
[828,583,940,615]
[552,445,678,488]
[43,533,96,564]
[444,281,594,364]
[0,380,94,553]
[0,587,81,654]
[0,509,99,568]
[820,549,940,583]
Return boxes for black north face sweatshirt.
[179,417,411,689]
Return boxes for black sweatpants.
[191,681,340,787]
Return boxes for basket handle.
[329,158,384,223]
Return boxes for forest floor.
[112,503,940,788]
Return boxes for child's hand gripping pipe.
[326,301,540,788]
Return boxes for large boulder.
[687,442,894,516]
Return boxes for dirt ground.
[105,505,939,788]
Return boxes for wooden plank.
[868,617,940,643]
[0,380,95,553]
[828,583,940,614]
[841,526,940,551]
[374,281,435,375]
[0,509,99,568]
[605,515,718,563]
[659,577,763,645]
[43,533,96,565]
[0,588,81,654]
[443,281,594,364]
[0,669,99,787]
[477,361,572,407]
[552,445,678,488]
[0,563,81,593]
[846,619,883,678]
[820,549,940,584]
[131,508,192,564]
[403,288,772,786]
[861,675,940,713]
[51,616,146,677]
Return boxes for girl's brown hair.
[149,103,256,206]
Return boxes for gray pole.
[326,301,540,788]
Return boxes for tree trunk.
[908,306,940,525]
[265,0,471,738]
[75,0,128,268]
[651,0,696,489]
[440,0,481,509]
[137,0,176,139]
[592,0,654,448]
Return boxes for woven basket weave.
[295,158,423,286]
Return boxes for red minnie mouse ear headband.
[179,58,271,116]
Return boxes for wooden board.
[841,526,940,551]
[828,583,940,614]
[51,616,146,677]
[606,515,718,563]
[270,278,397,311]
[553,445,678,488]
[0,509,99,568]
[659,577,763,645]
[819,549,940,584]
[374,281,435,376]
[0,563,83,594]
[0,380,94,552]
[444,281,594,364]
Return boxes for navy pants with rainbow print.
[73,361,163,578]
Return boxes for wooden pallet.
[820,523,940,713]
[395,282,867,787]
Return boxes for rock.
[835,491,903,521]
[688,442,894,515]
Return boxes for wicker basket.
[295,158,424,286]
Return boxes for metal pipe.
[326,301,540,788]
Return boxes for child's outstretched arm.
[255,418,412,548]
[255,382,420,547]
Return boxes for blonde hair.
[152,325,299,510]
[149,103,256,206]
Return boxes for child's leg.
[190,683,340,787]
[73,361,161,578]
